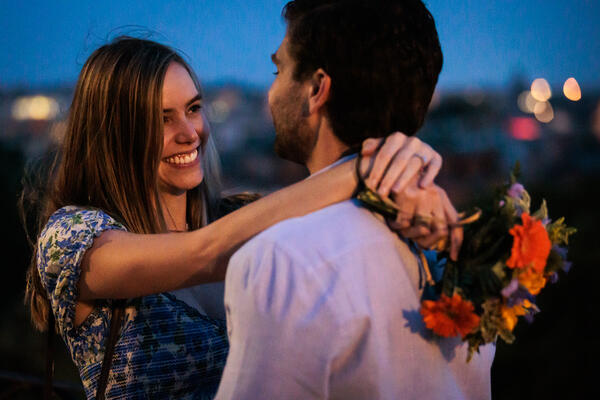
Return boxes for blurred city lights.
[464,87,485,106]
[207,100,231,123]
[550,109,572,135]
[563,77,582,101]
[517,90,537,114]
[509,117,540,141]
[533,101,554,123]
[11,95,59,121]
[530,78,552,102]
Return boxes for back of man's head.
[283,0,443,147]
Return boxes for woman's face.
[158,62,209,196]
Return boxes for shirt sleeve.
[36,207,125,335]
[215,237,346,400]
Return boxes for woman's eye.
[189,103,203,113]
[273,71,279,76]
[163,116,172,124]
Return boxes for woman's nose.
[175,117,202,143]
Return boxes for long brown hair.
[23,37,222,330]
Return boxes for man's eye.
[273,71,279,75]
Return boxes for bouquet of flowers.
[356,165,576,361]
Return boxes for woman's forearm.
[79,158,358,300]
[197,158,359,278]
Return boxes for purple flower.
[501,279,519,298]
[553,245,568,259]
[548,272,559,284]
[502,279,535,307]
[542,217,551,226]
[524,308,539,324]
[507,183,525,199]
[553,246,573,273]
[499,200,506,207]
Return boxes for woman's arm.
[79,159,359,300]
[78,133,452,300]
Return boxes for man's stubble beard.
[271,92,315,166]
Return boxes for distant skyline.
[1,0,599,91]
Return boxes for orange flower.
[517,266,547,295]
[501,299,535,331]
[421,293,480,338]
[506,213,552,273]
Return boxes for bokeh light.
[530,78,552,102]
[11,95,59,121]
[550,109,572,134]
[534,101,554,123]
[517,91,537,114]
[207,100,231,123]
[509,117,540,141]
[563,77,582,101]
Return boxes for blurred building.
[1,79,599,201]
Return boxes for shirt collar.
[309,153,357,178]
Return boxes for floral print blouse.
[37,206,228,399]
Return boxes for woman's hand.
[360,132,442,197]
[388,181,463,261]
[359,132,462,260]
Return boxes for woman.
[25,37,456,399]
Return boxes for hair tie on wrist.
[352,153,367,198]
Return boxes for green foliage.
[354,165,577,363]
[510,161,522,185]
[356,188,398,219]
[480,300,514,345]
[547,217,577,246]
[532,199,548,221]
[545,248,565,275]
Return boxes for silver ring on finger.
[412,153,428,165]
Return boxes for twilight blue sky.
[1,0,599,91]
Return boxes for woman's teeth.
[164,149,198,165]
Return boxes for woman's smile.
[163,147,200,167]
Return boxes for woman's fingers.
[391,185,418,229]
[427,189,448,239]
[398,189,433,238]
[408,188,447,247]
[362,134,444,198]
[361,137,383,156]
[358,154,372,180]
[388,156,426,197]
[387,183,462,261]
[439,189,463,261]
[363,132,408,190]
[418,152,442,188]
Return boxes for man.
[216,0,495,398]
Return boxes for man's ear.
[307,68,331,115]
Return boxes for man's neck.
[305,124,350,175]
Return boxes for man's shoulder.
[254,199,391,250]
[229,199,409,276]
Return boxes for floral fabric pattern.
[37,206,228,399]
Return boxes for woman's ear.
[307,68,331,114]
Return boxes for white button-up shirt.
[216,196,494,399]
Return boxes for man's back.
[217,200,494,399]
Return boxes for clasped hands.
[359,132,463,261]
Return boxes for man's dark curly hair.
[283,0,443,147]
